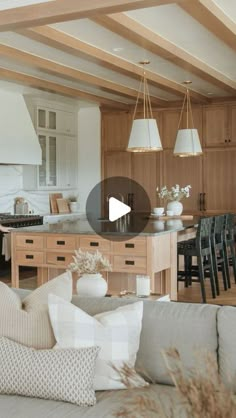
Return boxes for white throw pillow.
[48,294,147,390]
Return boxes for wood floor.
[1,267,236,305]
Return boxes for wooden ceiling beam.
[93,13,236,95]
[0,43,167,106]
[0,0,190,31]
[20,26,208,103]
[181,0,236,53]
[0,67,129,109]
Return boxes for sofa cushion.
[48,294,146,391]
[0,384,188,418]
[0,272,72,349]
[0,337,99,407]
[69,297,220,385]
[218,306,236,392]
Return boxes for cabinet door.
[102,112,132,151]
[37,108,57,130]
[57,110,76,136]
[203,105,228,146]
[103,151,131,179]
[58,137,78,189]
[38,134,58,188]
[162,109,181,149]
[132,153,161,210]
[162,150,203,214]
[228,105,236,145]
[203,149,236,212]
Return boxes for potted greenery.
[67,195,78,213]
[68,249,112,297]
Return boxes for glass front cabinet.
[23,101,77,191]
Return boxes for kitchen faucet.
[106,192,125,203]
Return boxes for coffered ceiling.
[0,0,235,108]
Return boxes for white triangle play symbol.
[108,197,131,222]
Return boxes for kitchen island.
[10,216,198,300]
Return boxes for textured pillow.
[0,337,99,406]
[48,294,147,391]
[0,271,72,348]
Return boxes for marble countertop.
[11,214,199,236]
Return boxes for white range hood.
[0,90,42,165]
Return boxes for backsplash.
[0,165,78,215]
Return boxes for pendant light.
[174,85,202,157]
[127,60,162,152]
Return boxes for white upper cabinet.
[36,107,76,136]
[23,98,78,191]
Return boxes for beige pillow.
[0,337,99,406]
[0,271,72,348]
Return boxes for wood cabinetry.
[11,230,178,300]
[102,103,236,215]
[132,153,162,209]
[203,104,236,147]
[162,109,180,149]
[103,151,131,179]
[162,150,203,213]
[102,111,132,151]
[203,148,236,212]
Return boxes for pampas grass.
[113,350,236,418]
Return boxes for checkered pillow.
[48,294,146,390]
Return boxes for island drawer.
[80,236,111,252]
[15,235,44,249]
[46,252,74,266]
[113,255,146,273]
[16,250,44,265]
[112,239,146,256]
[46,236,76,250]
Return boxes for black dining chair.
[224,213,236,284]
[211,215,228,294]
[177,217,216,303]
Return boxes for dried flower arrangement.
[157,185,191,202]
[112,349,236,418]
[68,249,112,275]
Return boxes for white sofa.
[0,291,235,418]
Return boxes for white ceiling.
[0,0,235,106]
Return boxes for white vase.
[76,273,108,297]
[167,201,183,216]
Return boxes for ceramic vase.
[76,273,108,297]
[166,201,183,216]
[69,202,78,213]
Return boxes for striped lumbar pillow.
[0,271,72,349]
[48,294,147,390]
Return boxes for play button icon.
[86,176,151,241]
[109,197,131,222]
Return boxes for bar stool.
[211,215,228,294]
[177,217,216,303]
[224,213,236,284]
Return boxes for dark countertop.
[10,215,199,236]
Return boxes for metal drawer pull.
[90,242,99,246]
[125,260,135,265]
[57,240,65,245]
[26,254,34,259]
[57,256,65,261]
[125,243,134,248]
[26,239,33,244]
